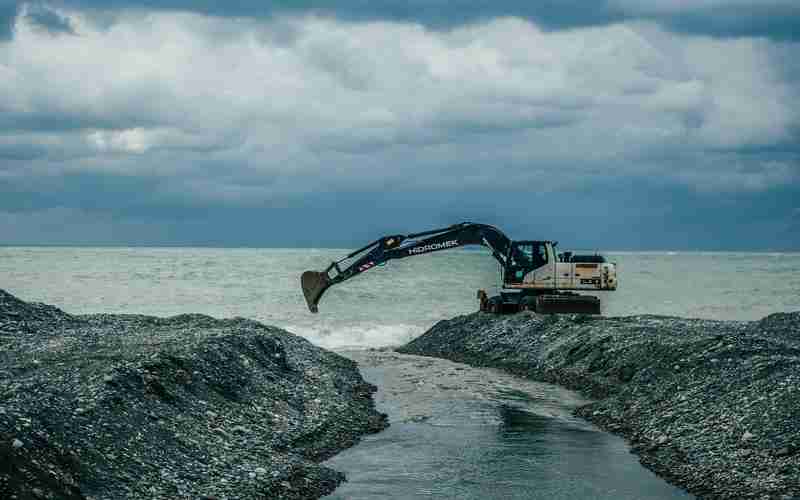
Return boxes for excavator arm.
[301,222,512,312]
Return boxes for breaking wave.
[286,322,426,350]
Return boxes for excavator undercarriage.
[476,290,602,315]
[301,222,616,315]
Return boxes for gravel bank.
[398,311,800,499]
[0,290,387,500]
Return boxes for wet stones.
[0,289,387,500]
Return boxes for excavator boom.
[301,222,511,313]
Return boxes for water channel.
[325,349,691,499]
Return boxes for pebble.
[0,288,386,500]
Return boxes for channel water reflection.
[325,350,691,499]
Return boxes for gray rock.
[0,289,387,500]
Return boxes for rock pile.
[399,311,800,499]
[0,289,387,499]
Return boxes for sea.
[1,247,798,348]
[2,247,798,499]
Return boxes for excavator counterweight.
[300,222,617,315]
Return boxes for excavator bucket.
[301,271,332,313]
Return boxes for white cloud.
[1,5,798,200]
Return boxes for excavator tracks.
[478,290,600,315]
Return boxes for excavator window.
[511,243,548,268]
[535,243,548,267]
[516,245,533,266]
[507,242,549,284]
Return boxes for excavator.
[301,222,617,315]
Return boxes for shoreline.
[0,289,387,499]
[398,311,800,499]
[4,283,798,499]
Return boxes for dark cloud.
[0,2,17,40]
[41,0,624,28]
[2,182,799,249]
[25,4,75,34]
[3,1,799,41]
[0,112,132,134]
[663,4,800,41]
[30,0,798,41]
[0,143,48,160]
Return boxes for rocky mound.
[0,290,387,500]
[399,311,800,499]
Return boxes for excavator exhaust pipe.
[301,271,332,313]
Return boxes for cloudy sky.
[1,1,798,249]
